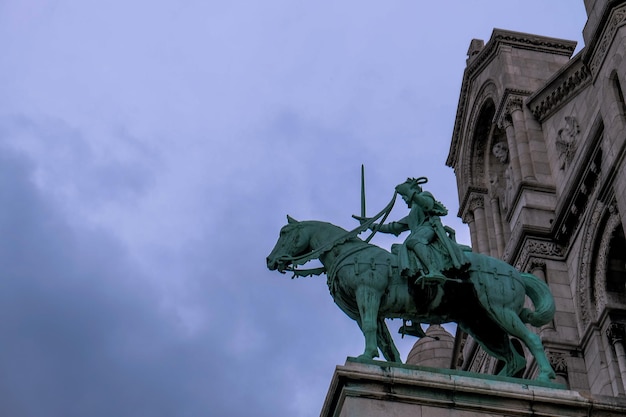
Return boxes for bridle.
[278,192,397,278]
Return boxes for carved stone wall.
[447,0,626,397]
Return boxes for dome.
[405,324,455,368]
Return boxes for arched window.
[611,71,626,119]
[469,100,496,188]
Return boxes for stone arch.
[578,198,623,330]
[460,81,500,190]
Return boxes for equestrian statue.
[266,174,556,382]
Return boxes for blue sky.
[1,1,586,416]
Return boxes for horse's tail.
[519,272,555,327]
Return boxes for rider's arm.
[374,219,409,236]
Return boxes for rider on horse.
[373,177,469,283]
[368,178,470,336]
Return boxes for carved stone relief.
[607,322,626,345]
[489,141,514,214]
[556,116,580,170]
[547,351,569,377]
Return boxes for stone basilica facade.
[447,0,626,396]
[320,1,626,415]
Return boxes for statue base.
[320,358,626,416]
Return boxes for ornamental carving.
[593,212,622,318]
[547,351,568,376]
[607,322,626,345]
[588,4,626,77]
[556,116,580,170]
[506,96,524,113]
[515,239,564,270]
[469,348,488,373]
[530,63,590,121]
[528,258,547,274]
[468,194,485,212]
[578,200,606,327]
[497,113,513,130]
[578,194,620,328]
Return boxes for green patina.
[267,177,557,382]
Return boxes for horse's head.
[266,216,312,273]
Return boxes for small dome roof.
[405,324,455,368]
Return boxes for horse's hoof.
[356,351,378,361]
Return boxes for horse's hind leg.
[376,318,401,363]
[497,309,556,382]
[461,321,525,378]
[355,286,382,360]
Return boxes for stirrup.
[414,273,462,288]
[399,321,426,338]
[414,273,447,287]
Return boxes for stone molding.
[514,238,565,271]
[466,30,578,79]
[578,198,620,328]
[587,3,626,79]
[528,57,591,122]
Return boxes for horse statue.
[266,215,557,382]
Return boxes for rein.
[285,191,397,278]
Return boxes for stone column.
[508,97,536,181]
[469,195,489,255]
[607,322,626,393]
[489,196,505,257]
[463,211,478,252]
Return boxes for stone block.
[320,358,626,417]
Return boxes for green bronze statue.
[267,176,556,382]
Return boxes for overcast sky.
[1,2,587,416]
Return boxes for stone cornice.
[447,30,577,168]
[527,53,591,122]
[467,29,578,79]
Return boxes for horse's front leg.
[355,285,382,360]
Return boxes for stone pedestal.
[320,358,626,417]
